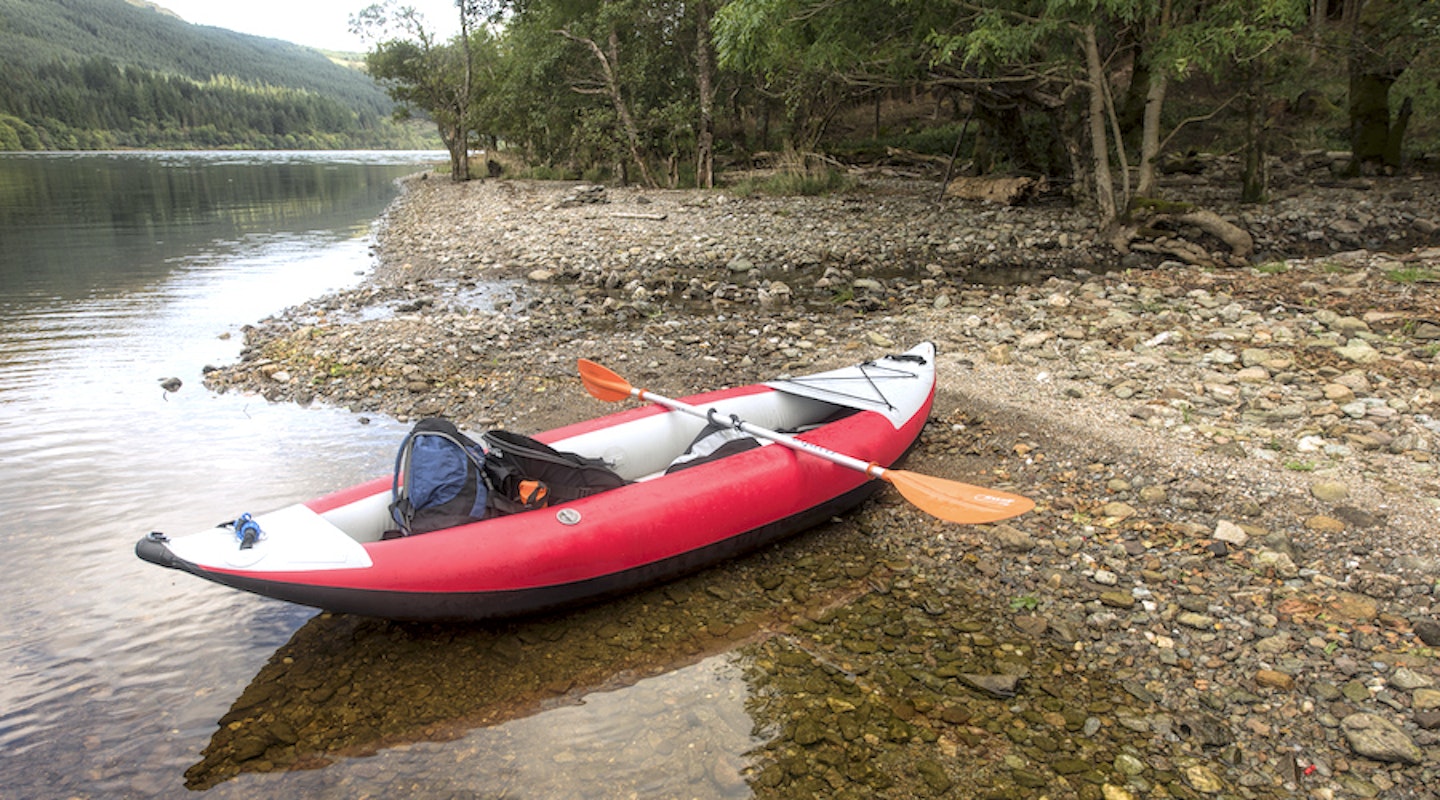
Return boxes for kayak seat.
[665,423,762,474]
[550,392,858,484]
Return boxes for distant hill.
[0,0,438,150]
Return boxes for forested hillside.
[0,0,437,150]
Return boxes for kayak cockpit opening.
[304,390,856,546]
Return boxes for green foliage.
[838,121,973,160]
[715,0,942,151]
[0,115,42,150]
[0,56,433,150]
[11,0,1438,195]
[1009,594,1040,612]
[486,0,706,183]
[0,0,436,149]
[513,164,575,180]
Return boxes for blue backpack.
[389,418,489,536]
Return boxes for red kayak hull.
[137,351,935,621]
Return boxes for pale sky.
[154,0,464,52]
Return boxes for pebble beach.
[202,169,1440,798]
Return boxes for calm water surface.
[0,151,416,796]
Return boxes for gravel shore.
[205,170,1440,798]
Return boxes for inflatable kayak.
[137,343,975,621]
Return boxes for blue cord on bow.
[232,513,264,550]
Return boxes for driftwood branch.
[1175,209,1254,257]
[1110,201,1255,267]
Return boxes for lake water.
[0,151,431,796]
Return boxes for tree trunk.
[602,30,656,187]
[1117,44,1150,139]
[1348,71,1398,172]
[1082,25,1117,224]
[1241,62,1269,204]
[1384,94,1412,169]
[1345,0,1414,175]
[557,28,657,188]
[451,5,474,182]
[694,0,716,189]
[1135,0,1172,199]
[1135,69,1167,198]
[759,93,771,151]
[444,120,469,182]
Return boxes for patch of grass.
[838,120,971,158]
[730,167,854,197]
[1284,460,1316,471]
[1254,262,1289,275]
[885,121,972,155]
[1384,267,1440,284]
[513,164,572,181]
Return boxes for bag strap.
[481,430,611,470]
[389,429,417,533]
[390,419,488,536]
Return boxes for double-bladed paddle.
[577,359,1034,525]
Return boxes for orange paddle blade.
[577,359,636,403]
[883,470,1034,525]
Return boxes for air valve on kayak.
[225,513,265,550]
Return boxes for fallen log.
[945,175,1048,205]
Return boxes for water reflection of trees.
[0,155,424,299]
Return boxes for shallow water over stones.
[183,518,1165,799]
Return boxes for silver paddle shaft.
[634,387,887,480]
